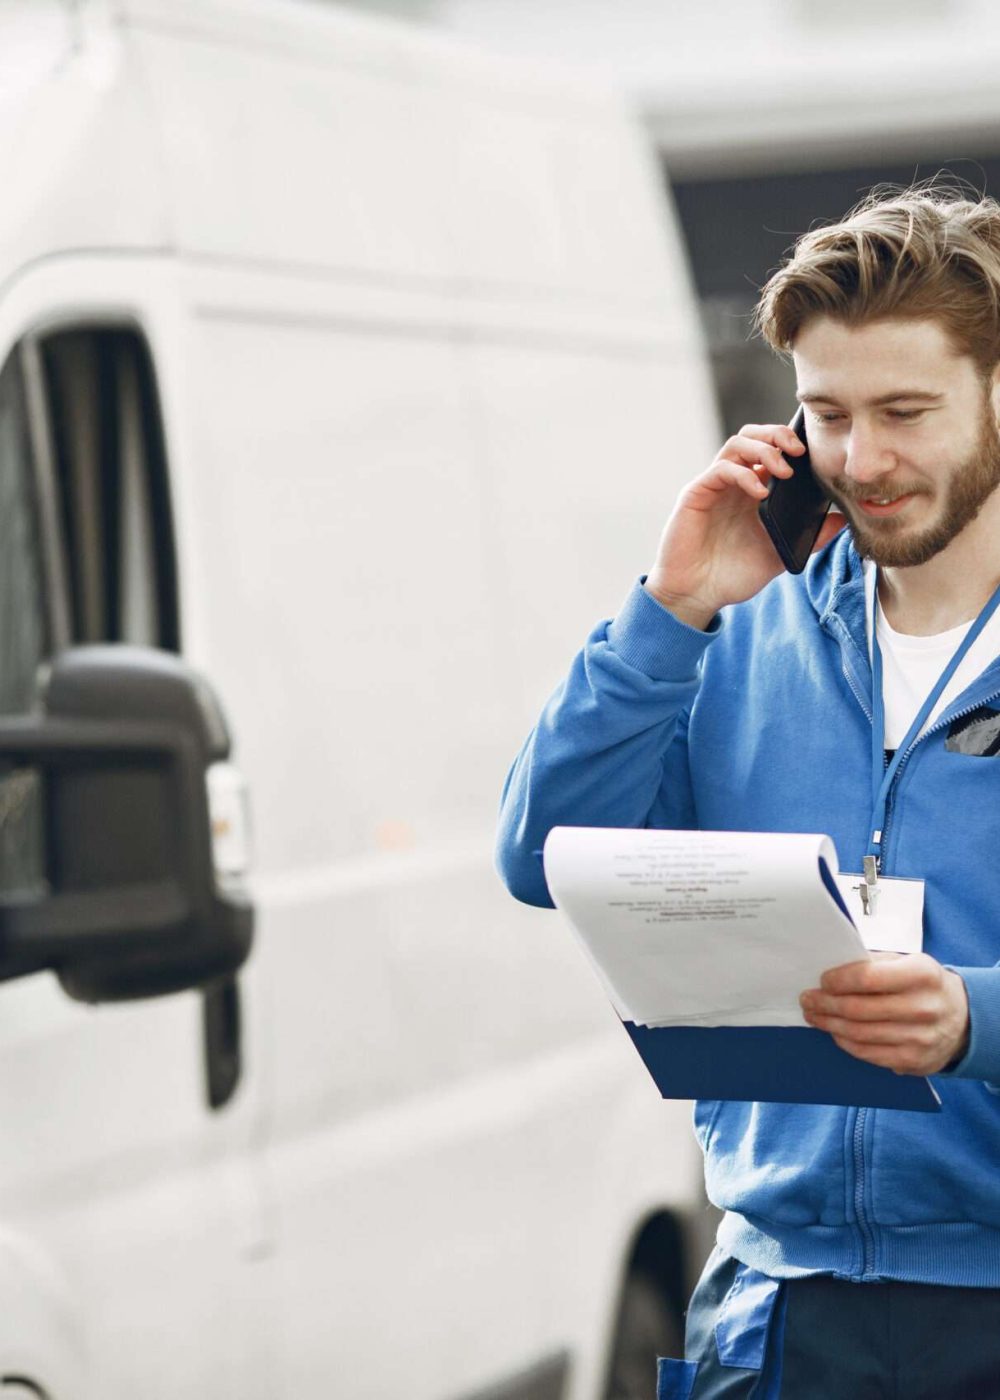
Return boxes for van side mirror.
[0,646,253,1002]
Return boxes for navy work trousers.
[658,1247,1000,1399]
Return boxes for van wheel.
[604,1267,684,1400]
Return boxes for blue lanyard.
[868,576,1000,861]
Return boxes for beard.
[825,404,1000,568]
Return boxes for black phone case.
[757,407,830,574]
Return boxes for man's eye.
[887,409,924,422]
[811,411,844,424]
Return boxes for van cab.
[0,2,720,1396]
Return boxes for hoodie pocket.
[704,1102,849,1226]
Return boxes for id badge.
[835,872,925,954]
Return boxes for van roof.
[0,1,684,323]
[111,0,683,314]
[114,0,617,111]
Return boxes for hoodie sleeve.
[940,966,1000,1090]
[495,579,720,908]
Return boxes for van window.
[0,324,180,912]
[36,323,235,1101]
[0,350,49,896]
[40,327,179,651]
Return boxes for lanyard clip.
[858,853,880,918]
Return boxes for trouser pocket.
[714,1264,783,1372]
[672,1248,786,1399]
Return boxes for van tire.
[603,1266,684,1400]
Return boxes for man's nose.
[843,423,894,484]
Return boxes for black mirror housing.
[0,646,253,1002]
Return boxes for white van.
[0,2,720,1397]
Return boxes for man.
[495,188,1000,1398]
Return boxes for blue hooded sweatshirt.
[496,532,1000,1286]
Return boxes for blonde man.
[498,188,1000,1397]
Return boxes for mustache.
[827,477,930,505]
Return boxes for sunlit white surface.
[0,2,73,115]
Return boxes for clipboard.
[622,1021,942,1111]
[535,828,941,1114]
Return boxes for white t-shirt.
[863,560,1000,748]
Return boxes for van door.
[0,290,272,1400]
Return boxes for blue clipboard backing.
[623,1022,941,1112]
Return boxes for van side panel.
[467,340,718,714]
[175,257,706,1397]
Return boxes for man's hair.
[754,184,1000,373]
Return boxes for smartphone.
[757,406,831,574]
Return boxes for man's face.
[792,316,1000,568]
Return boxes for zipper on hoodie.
[852,1108,876,1276]
[838,645,872,727]
[830,627,880,1276]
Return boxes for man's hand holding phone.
[645,414,846,630]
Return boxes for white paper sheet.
[542,827,869,1028]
